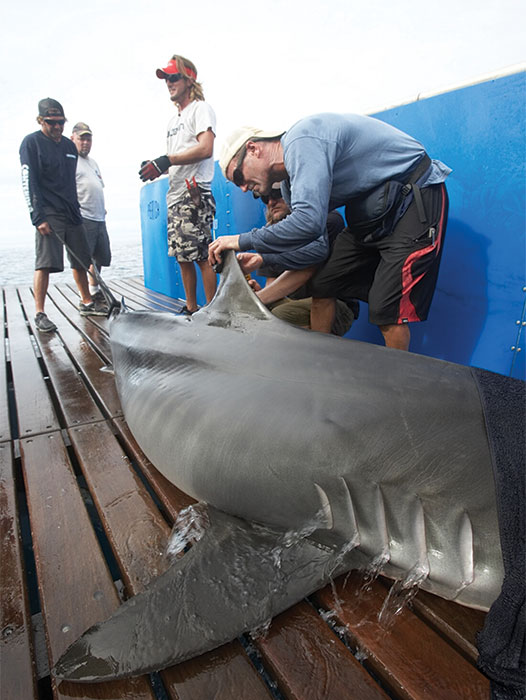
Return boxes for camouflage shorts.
[167,190,216,262]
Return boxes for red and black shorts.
[309,183,449,326]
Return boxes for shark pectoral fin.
[53,505,347,683]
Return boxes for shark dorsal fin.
[198,250,276,326]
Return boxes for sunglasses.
[166,73,184,83]
[44,118,65,126]
[233,145,248,187]
[261,189,282,205]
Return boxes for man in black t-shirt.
[19,98,107,332]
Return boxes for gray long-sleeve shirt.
[237,113,451,269]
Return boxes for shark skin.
[55,250,508,682]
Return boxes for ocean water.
[0,239,144,288]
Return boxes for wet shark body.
[55,251,519,683]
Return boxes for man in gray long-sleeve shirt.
[209,113,450,350]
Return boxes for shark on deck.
[54,251,523,683]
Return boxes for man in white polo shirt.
[71,121,111,305]
[139,54,217,314]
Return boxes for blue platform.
[140,163,266,304]
[357,69,525,379]
[141,68,525,379]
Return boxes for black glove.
[139,155,171,181]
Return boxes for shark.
[54,250,518,683]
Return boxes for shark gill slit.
[459,510,475,591]
[314,476,361,546]
[375,483,391,565]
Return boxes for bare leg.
[88,263,99,291]
[379,323,410,350]
[71,268,93,305]
[179,261,198,312]
[197,259,217,303]
[34,268,50,314]
[310,298,336,333]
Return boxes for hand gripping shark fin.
[200,251,277,324]
[53,505,357,683]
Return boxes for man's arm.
[256,267,317,306]
[168,129,214,165]
[209,230,329,270]
[139,130,215,181]
[20,137,46,227]
[259,233,329,270]
[238,136,338,253]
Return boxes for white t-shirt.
[166,100,216,206]
[76,155,106,221]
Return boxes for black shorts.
[82,219,112,268]
[310,183,449,326]
[35,212,91,272]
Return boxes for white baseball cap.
[219,126,284,178]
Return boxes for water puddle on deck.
[320,558,429,663]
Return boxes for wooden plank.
[105,280,153,310]
[33,292,122,419]
[17,288,105,429]
[0,292,11,442]
[59,280,144,316]
[120,278,185,311]
[108,279,183,313]
[46,286,114,361]
[161,640,273,700]
[55,283,110,330]
[68,421,171,594]
[112,416,195,521]
[127,276,146,285]
[410,587,486,663]
[4,288,61,438]
[0,441,38,699]
[19,431,155,699]
[68,420,269,698]
[255,600,389,700]
[314,573,490,700]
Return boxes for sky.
[0,0,524,249]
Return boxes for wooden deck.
[1,277,490,700]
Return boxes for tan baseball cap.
[219,126,284,178]
[72,122,92,136]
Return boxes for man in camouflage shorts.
[140,54,217,313]
[167,190,215,263]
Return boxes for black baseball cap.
[38,98,65,118]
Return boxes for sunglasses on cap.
[44,118,66,126]
[261,189,283,205]
[165,73,184,83]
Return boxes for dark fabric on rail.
[472,367,525,699]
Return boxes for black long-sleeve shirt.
[20,130,82,226]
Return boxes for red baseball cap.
[156,58,197,81]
